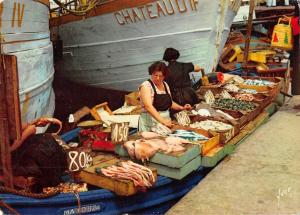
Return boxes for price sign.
[67,148,93,172]
[110,122,129,143]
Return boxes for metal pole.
[243,0,256,70]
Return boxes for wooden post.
[243,0,256,73]
[0,119,14,188]
[0,54,22,188]
[292,0,300,95]
[3,55,22,140]
[292,35,300,94]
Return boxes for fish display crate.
[244,103,264,124]
[257,68,287,78]
[213,101,262,129]
[115,143,201,180]
[239,77,281,101]
[230,92,273,110]
[257,60,290,80]
[171,125,220,156]
[115,141,200,169]
[188,115,239,145]
[115,127,219,180]
[213,108,248,127]
[195,84,224,100]
[75,155,157,196]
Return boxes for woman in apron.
[138,61,192,132]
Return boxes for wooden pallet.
[75,155,157,196]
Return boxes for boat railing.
[50,0,78,16]
[50,0,110,17]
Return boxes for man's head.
[163,48,180,62]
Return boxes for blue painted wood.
[0,128,211,215]
[1,0,55,123]
[0,168,210,214]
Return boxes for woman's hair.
[163,47,180,62]
[148,61,169,76]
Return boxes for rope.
[0,186,60,199]
[73,192,81,215]
[52,0,99,16]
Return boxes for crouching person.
[10,118,67,193]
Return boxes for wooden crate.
[90,102,113,121]
[148,156,201,180]
[115,142,200,168]
[231,92,273,110]
[171,125,220,156]
[189,115,239,145]
[239,76,281,101]
[75,155,157,196]
[125,91,140,106]
[257,60,290,94]
[214,108,248,127]
[201,145,226,167]
[195,84,224,100]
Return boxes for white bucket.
[267,0,276,6]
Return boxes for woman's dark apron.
[138,80,172,131]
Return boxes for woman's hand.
[183,104,192,111]
[160,118,173,128]
[31,117,62,134]
[10,124,36,152]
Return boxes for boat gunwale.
[34,0,50,7]
[50,0,163,27]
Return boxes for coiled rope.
[0,186,60,199]
[52,0,99,16]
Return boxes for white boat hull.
[1,0,55,123]
[53,0,240,91]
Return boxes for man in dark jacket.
[163,47,204,106]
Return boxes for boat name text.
[12,2,25,28]
[114,0,199,25]
[0,2,25,29]
[63,204,102,215]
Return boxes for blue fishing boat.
[0,128,211,215]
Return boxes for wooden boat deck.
[167,96,300,214]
